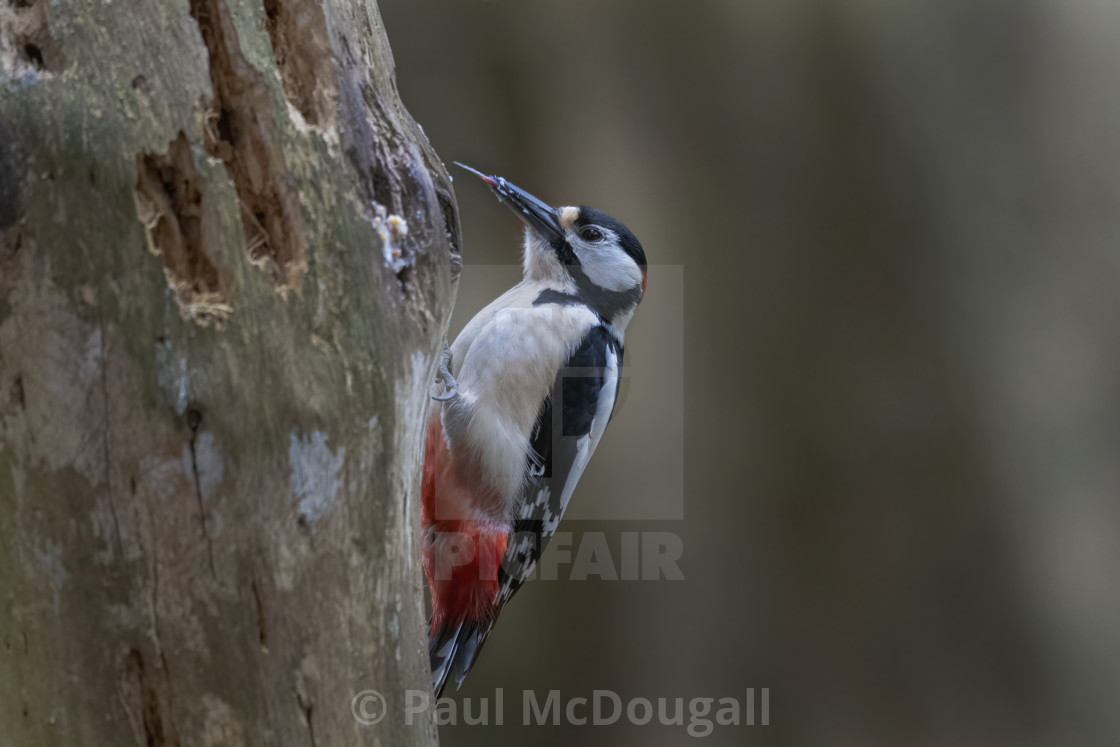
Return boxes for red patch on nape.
[640,270,647,301]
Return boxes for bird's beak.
[453,162,565,243]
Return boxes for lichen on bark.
[0,0,457,744]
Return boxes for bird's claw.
[432,342,459,401]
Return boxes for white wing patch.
[558,346,619,516]
[502,343,621,588]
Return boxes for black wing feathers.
[561,326,617,437]
[499,325,621,598]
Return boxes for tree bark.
[0,0,459,744]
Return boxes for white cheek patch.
[574,245,643,292]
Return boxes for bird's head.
[455,163,647,320]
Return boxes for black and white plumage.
[421,164,647,697]
[504,325,622,594]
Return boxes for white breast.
[449,283,599,515]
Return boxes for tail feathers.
[429,619,493,698]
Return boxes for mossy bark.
[0,0,458,744]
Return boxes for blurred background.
[381,1,1120,744]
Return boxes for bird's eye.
[579,226,604,242]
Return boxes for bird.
[422,163,647,697]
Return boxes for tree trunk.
[0,0,458,743]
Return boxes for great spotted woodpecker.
[422,164,647,696]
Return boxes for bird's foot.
[432,342,459,401]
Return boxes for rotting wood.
[0,0,458,744]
